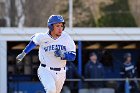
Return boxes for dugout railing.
[8,78,140,93]
[64,78,140,93]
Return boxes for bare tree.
[4,0,11,27]
[15,0,25,27]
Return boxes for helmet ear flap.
[48,22,65,31]
[48,24,53,31]
[62,22,65,31]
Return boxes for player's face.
[52,23,64,37]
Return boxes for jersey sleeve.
[31,33,44,45]
[66,34,76,52]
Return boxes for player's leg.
[38,66,56,93]
[55,71,66,93]
[61,86,71,93]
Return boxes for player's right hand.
[16,51,26,63]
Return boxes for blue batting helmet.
[48,15,65,31]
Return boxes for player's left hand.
[54,48,65,58]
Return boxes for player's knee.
[45,86,56,93]
[46,89,56,93]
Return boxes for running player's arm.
[23,33,43,54]
[54,34,76,61]
[23,33,42,54]
[62,35,76,61]
[23,41,37,53]
[61,51,76,61]
[16,33,42,62]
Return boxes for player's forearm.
[23,40,37,54]
[16,41,37,63]
[62,51,76,61]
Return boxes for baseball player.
[120,53,139,93]
[16,15,76,93]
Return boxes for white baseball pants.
[37,65,66,93]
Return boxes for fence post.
[78,41,82,75]
[78,41,82,89]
